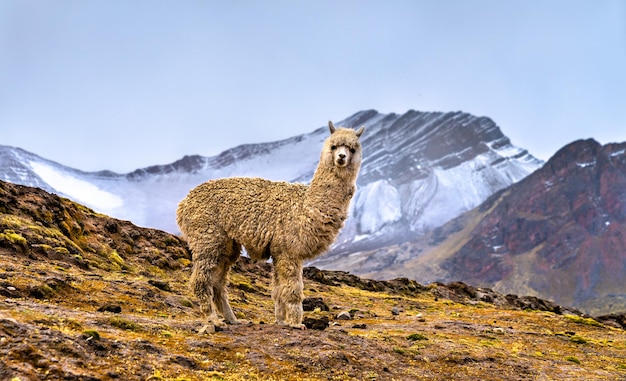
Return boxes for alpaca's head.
[321,121,365,170]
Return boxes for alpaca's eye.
[350,148,356,154]
[331,145,337,150]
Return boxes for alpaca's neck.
[305,163,358,217]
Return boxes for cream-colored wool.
[177,122,364,329]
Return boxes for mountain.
[1,179,626,380]
[0,109,542,259]
[358,139,626,315]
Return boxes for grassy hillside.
[1,181,626,380]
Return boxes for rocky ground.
[1,180,626,380]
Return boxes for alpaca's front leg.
[272,258,305,330]
[214,283,239,324]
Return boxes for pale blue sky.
[1,1,625,173]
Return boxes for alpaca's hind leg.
[188,234,237,327]
[190,257,222,326]
[212,241,241,325]
[272,258,305,329]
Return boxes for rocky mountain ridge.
[0,109,542,261]
[350,139,626,316]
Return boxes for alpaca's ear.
[355,126,365,138]
[328,121,336,134]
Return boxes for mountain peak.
[127,154,208,179]
[373,139,626,315]
[1,109,542,254]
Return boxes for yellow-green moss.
[0,215,29,228]
[36,284,56,298]
[13,220,84,255]
[54,246,70,255]
[109,250,123,265]
[108,316,139,331]
[180,299,194,308]
[570,335,588,344]
[565,356,581,364]
[82,330,101,340]
[564,314,603,327]
[177,257,191,267]
[105,249,132,272]
[407,333,428,341]
[0,230,27,246]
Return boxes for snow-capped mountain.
[0,109,542,260]
[362,139,626,315]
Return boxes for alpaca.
[176,121,364,329]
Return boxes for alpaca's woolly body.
[177,124,364,329]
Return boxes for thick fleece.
[177,122,364,329]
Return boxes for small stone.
[353,312,366,319]
[148,279,172,292]
[352,323,367,329]
[391,307,400,316]
[170,355,197,369]
[492,327,506,335]
[98,304,122,313]
[302,297,330,312]
[104,220,119,233]
[7,286,16,291]
[336,311,352,320]
[303,316,329,330]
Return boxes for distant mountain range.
[0,109,541,257]
[341,139,626,315]
[7,108,625,314]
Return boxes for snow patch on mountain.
[353,180,402,234]
[29,161,124,211]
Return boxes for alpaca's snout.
[335,154,347,166]
[334,147,351,167]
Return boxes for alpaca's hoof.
[198,324,217,334]
[275,321,305,330]
[226,319,241,325]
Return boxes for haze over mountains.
[3,108,626,314]
[0,109,541,256]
